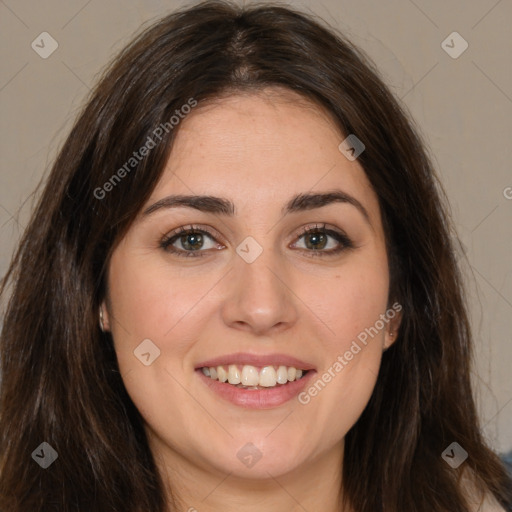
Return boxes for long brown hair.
[1,1,510,510]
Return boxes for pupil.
[306,232,326,250]
[182,233,203,250]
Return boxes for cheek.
[318,257,390,352]
[107,250,208,344]
[105,253,212,447]
[296,255,389,440]
[106,249,224,402]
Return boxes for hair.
[1,1,511,511]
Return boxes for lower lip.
[196,369,316,409]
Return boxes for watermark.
[441,442,468,469]
[236,442,263,468]
[338,134,365,161]
[298,302,402,405]
[31,32,59,59]
[441,32,469,59]
[93,97,198,200]
[236,236,263,263]
[31,441,58,469]
[133,338,161,366]
[503,186,512,200]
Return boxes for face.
[102,89,401,484]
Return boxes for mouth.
[198,364,310,389]
[194,353,316,409]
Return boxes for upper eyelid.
[166,224,224,243]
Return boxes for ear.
[99,301,111,332]
[384,303,403,350]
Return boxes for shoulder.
[462,472,508,512]
[468,493,507,512]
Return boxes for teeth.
[228,364,241,385]
[276,365,288,384]
[241,365,259,386]
[201,364,308,388]
[259,366,277,387]
[217,366,228,382]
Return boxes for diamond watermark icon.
[441,442,468,468]
[338,134,365,161]
[134,338,161,366]
[31,32,59,59]
[237,442,263,468]
[31,442,58,469]
[441,32,468,59]
[236,236,263,264]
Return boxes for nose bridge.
[220,236,298,334]
[237,240,282,293]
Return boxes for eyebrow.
[143,190,371,225]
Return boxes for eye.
[160,222,354,258]
[159,225,223,257]
[292,223,354,257]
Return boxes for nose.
[220,245,299,336]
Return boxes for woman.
[1,1,510,511]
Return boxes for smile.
[194,353,317,409]
[200,364,308,389]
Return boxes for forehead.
[150,89,380,222]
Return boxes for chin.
[199,434,311,479]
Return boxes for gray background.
[1,0,511,453]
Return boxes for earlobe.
[99,302,111,332]
[384,309,402,350]
[384,331,395,350]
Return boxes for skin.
[102,88,402,512]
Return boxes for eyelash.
[159,223,354,259]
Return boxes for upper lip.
[195,352,316,371]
